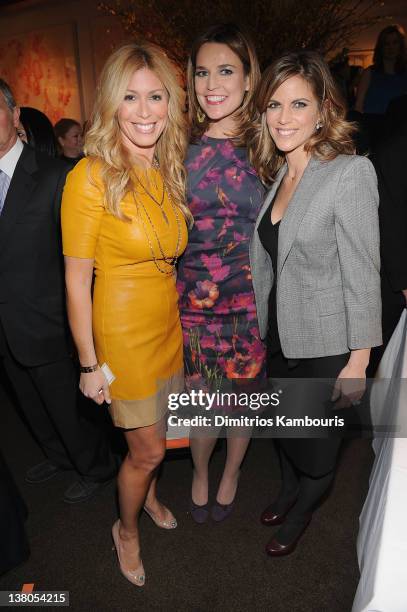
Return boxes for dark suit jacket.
[0,144,71,367]
[372,119,407,339]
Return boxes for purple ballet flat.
[190,499,210,524]
[211,500,235,522]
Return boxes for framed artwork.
[0,22,82,123]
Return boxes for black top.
[257,198,281,354]
[60,154,83,169]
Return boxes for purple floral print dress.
[176,136,266,388]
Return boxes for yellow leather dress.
[61,158,188,429]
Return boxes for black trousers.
[0,450,29,575]
[267,350,350,477]
[0,331,116,482]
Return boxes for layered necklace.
[134,166,182,275]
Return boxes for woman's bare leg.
[216,429,251,504]
[116,417,166,567]
[190,432,219,505]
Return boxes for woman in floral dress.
[176,24,266,522]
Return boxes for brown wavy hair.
[250,50,356,185]
[85,42,192,225]
[187,23,260,145]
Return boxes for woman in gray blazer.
[249,51,382,556]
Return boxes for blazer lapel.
[254,164,286,234]
[278,157,325,277]
[0,145,38,258]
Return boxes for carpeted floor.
[0,379,373,612]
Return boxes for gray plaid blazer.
[249,154,382,358]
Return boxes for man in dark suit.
[369,116,407,375]
[0,79,116,502]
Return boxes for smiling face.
[266,74,321,160]
[194,42,249,137]
[117,67,168,162]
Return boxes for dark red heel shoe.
[265,514,312,557]
[260,495,298,526]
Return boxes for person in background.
[250,51,381,556]
[62,42,190,587]
[355,25,407,115]
[0,78,116,504]
[54,117,83,167]
[368,115,407,375]
[355,25,407,147]
[17,107,58,158]
[381,92,407,136]
[176,23,266,524]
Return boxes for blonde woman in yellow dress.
[61,43,191,586]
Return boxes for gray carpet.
[0,380,373,612]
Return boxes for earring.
[197,107,206,124]
[316,120,323,130]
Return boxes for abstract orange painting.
[0,23,81,123]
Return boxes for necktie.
[0,169,11,215]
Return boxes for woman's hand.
[79,369,111,405]
[331,362,367,409]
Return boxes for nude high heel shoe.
[143,504,177,529]
[111,520,145,587]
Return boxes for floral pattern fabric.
[176,136,266,388]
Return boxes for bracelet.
[80,363,99,373]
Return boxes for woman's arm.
[354,67,371,113]
[61,159,109,405]
[65,256,111,405]
[333,156,382,405]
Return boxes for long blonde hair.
[250,50,356,185]
[85,42,192,225]
[187,23,260,145]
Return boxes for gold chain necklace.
[141,174,169,225]
[135,160,169,225]
[133,179,182,275]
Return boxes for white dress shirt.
[0,137,24,179]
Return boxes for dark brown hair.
[187,23,260,145]
[54,117,81,140]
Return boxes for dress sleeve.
[334,155,382,349]
[61,158,104,259]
